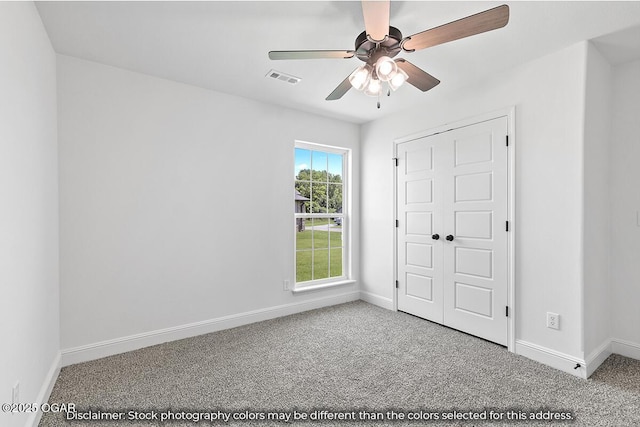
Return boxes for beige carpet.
[40,301,640,426]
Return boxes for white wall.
[582,42,612,363]
[0,3,60,427]
[361,43,588,366]
[57,55,360,355]
[610,58,640,356]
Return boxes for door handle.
[432,234,440,240]
[446,234,454,241]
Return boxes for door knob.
[432,234,440,240]
[446,235,454,241]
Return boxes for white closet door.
[396,116,508,346]
[441,117,508,346]
[396,137,444,323]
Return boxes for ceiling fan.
[268,1,509,107]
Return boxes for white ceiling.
[36,1,640,124]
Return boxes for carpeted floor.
[40,301,640,426]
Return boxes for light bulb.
[389,68,409,91]
[349,65,372,91]
[375,56,397,82]
[364,77,382,97]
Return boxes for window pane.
[313,249,329,280]
[328,183,342,214]
[296,224,311,250]
[295,181,310,214]
[312,219,328,249]
[295,148,311,180]
[330,248,343,278]
[309,182,328,213]
[296,250,312,282]
[329,226,342,249]
[328,153,343,182]
[311,151,328,183]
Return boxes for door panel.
[406,243,433,268]
[454,282,493,317]
[397,138,443,322]
[455,172,493,201]
[406,274,433,301]
[455,247,493,278]
[406,179,433,203]
[397,117,508,346]
[454,132,493,166]
[443,117,508,346]
[406,212,432,235]
[455,211,493,239]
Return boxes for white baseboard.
[611,338,640,361]
[26,351,61,427]
[585,340,613,377]
[62,291,360,367]
[515,340,587,379]
[359,291,394,310]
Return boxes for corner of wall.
[26,353,61,427]
[581,39,613,360]
[359,290,394,310]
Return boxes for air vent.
[266,69,301,85]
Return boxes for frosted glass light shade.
[375,56,397,82]
[349,65,372,91]
[389,68,409,91]
[364,77,382,96]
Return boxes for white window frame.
[293,141,353,292]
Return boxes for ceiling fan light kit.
[349,55,407,105]
[363,76,382,97]
[268,1,509,107]
[389,68,409,91]
[349,64,373,91]
[375,56,398,82]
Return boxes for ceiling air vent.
[266,69,301,85]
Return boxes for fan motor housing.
[355,26,403,64]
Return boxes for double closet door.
[396,117,508,346]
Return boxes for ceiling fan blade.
[326,73,354,101]
[361,0,390,42]
[269,50,355,60]
[402,4,509,52]
[395,59,440,92]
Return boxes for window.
[294,142,349,288]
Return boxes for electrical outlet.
[12,382,19,404]
[283,279,290,291]
[547,312,560,330]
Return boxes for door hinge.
[506,135,509,147]
[505,221,509,232]
[505,306,509,317]
[395,219,399,228]
[395,280,399,289]
[393,157,398,166]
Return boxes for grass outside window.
[295,226,343,283]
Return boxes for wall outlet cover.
[547,312,560,330]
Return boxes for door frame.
[392,107,516,352]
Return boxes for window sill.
[292,279,356,294]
